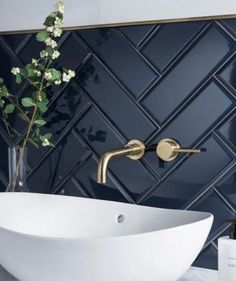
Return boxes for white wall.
[0,0,236,33]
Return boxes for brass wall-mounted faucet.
[156,138,202,162]
[96,138,204,184]
[97,140,145,184]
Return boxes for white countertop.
[0,265,218,281]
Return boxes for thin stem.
[21,75,40,90]
[0,107,14,146]
[5,96,30,122]
[11,58,49,192]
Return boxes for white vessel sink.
[0,193,213,281]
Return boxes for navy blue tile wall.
[1,19,236,270]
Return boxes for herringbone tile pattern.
[1,19,236,269]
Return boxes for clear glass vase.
[5,146,29,192]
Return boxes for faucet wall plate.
[126,140,145,160]
[156,138,201,162]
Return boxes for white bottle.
[218,220,236,281]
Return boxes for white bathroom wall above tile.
[0,0,236,33]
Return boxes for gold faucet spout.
[96,140,145,184]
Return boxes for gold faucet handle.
[125,139,145,160]
[156,138,203,162]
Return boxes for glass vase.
[5,146,29,192]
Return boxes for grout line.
[138,25,161,50]
[137,22,213,102]
[213,186,236,213]
[184,161,236,209]
[114,28,161,76]
[28,102,92,177]
[50,150,93,194]
[76,32,161,129]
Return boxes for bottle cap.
[224,219,236,240]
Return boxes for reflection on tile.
[28,83,89,167]
[141,21,206,70]
[193,245,218,270]
[77,57,156,140]
[79,28,157,98]
[221,19,236,36]
[216,169,236,209]
[142,25,234,123]
[190,189,235,240]
[2,34,27,52]
[144,81,233,176]
[57,32,89,70]
[28,131,87,193]
[74,155,129,202]
[18,35,43,64]
[218,114,236,148]
[76,107,157,199]
[119,24,155,47]
[58,178,88,198]
[219,57,236,90]
[142,136,232,209]
[0,43,19,93]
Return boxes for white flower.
[62,72,70,82]
[44,38,57,48]
[40,50,48,58]
[53,28,62,37]
[11,67,20,75]
[51,40,57,48]
[42,138,50,147]
[51,50,60,60]
[33,70,41,77]
[62,70,75,82]
[44,38,51,46]
[38,95,42,102]
[54,17,63,26]
[56,2,64,14]
[32,58,38,66]
[68,70,75,78]
[55,79,61,85]
[44,71,53,81]
[46,26,54,33]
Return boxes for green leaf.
[44,12,57,26]
[4,104,15,114]
[35,128,40,137]
[25,64,36,77]
[28,137,39,148]
[15,74,22,84]
[40,133,52,141]
[25,64,34,71]
[51,68,61,81]
[46,47,54,56]
[18,112,29,122]
[38,102,48,113]
[20,69,27,76]
[33,119,46,127]
[0,77,4,84]
[0,100,5,107]
[1,86,9,96]
[21,97,36,107]
[36,31,49,42]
